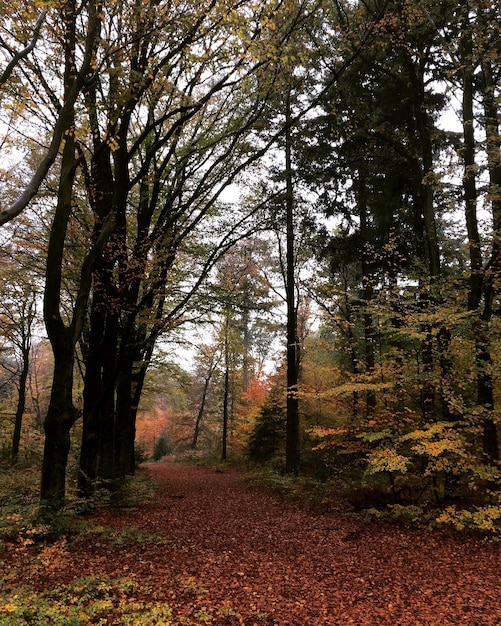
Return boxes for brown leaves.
[3,463,501,625]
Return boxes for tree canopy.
[0,0,500,534]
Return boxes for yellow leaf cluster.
[367,448,409,475]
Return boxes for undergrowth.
[0,575,173,625]
[244,459,501,536]
[0,467,158,545]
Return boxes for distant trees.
[0,221,41,466]
[73,0,299,494]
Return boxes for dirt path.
[7,464,501,624]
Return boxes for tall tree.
[303,0,454,420]
[40,1,113,511]
[476,0,500,461]
[77,0,312,494]
[284,89,300,475]
[454,0,500,461]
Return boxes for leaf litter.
[2,463,501,625]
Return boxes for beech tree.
[23,0,316,501]
[39,1,111,511]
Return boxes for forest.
[0,0,501,536]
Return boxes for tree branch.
[0,11,46,87]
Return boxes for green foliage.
[0,575,173,625]
[364,504,428,525]
[177,575,207,597]
[366,448,410,475]
[134,441,148,467]
[246,392,286,463]
[0,468,40,541]
[0,467,159,547]
[102,526,165,548]
[109,473,159,510]
[311,416,501,528]
[152,430,172,461]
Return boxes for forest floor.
[2,462,501,625]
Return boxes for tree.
[284,89,300,475]
[152,429,171,461]
[247,378,286,463]
[40,0,110,512]
[426,0,500,459]
[0,223,40,465]
[474,0,501,461]
[75,0,314,495]
[301,0,501,508]
[301,0,455,418]
[3,282,37,466]
[191,346,221,451]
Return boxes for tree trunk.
[40,0,105,512]
[460,8,499,461]
[78,283,118,494]
[477,27,501,461]
[40,345,77,512]
[358,174,376,415]
[222,364,230,462]
[284,90,300,475]
[11,344,30,466]
[40,34,77,508]
[407,60,440,423]
[78,297,105,496]
[193,369,214,449]
[115,347,138,478]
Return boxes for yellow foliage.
[367,448,409,474]
[436,505,501,533]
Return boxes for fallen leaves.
[2,463,501,624]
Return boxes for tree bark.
[357,174,376,415]
[284,90,300,475]
[460,5,499,461]
[78,278,118,494]
[39,0,106,512]
[477,44,500,461]
[40,343,78,512]
[11,344,30,466]
[40,19,78,506]
[193,362,216,449]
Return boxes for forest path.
[9,463,501,624]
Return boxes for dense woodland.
[0,0,500,533]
